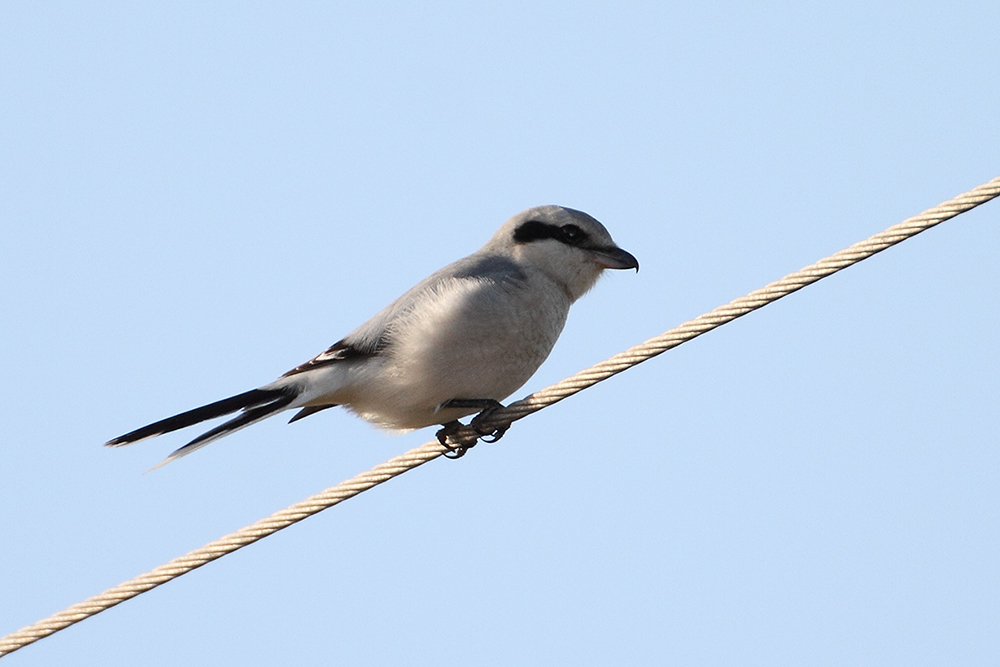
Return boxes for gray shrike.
[107,205,638,465]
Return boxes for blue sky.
[2,2,998,665]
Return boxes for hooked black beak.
[593,246,639,272]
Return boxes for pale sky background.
[2,2,998,665]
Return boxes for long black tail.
[106,387,298,465]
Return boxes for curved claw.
[472,421,509,443]
[442,445,469,459]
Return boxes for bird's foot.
[468,402,509,443]
[435,399,511,457]
[436,420,474,459]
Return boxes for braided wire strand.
[482,177,1000,428]
[0,445,444,656]
[2,176,997,658]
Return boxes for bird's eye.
[561,224,585,244]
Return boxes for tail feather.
[106,387,300,465]
[149,390,299,469]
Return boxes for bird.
[106,205,639,466]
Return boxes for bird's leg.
[438,398,510,443]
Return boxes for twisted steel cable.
[2,176,997,658]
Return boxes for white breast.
[342,272,571,429]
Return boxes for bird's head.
[488,205,639,302]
